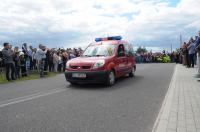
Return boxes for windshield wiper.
[83,55,92,57]
[93,55,105,57]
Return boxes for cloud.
[0,0,199,51]
[126,0,200,47]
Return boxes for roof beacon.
[95,36,122,42]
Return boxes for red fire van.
[65,36,136,86]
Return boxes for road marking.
[0,88,66,108]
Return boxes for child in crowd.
[19,52,27,77]
[14,51,20,78]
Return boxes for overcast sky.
[0,0,200,51]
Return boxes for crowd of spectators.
[135,51,176,63]
[135,30,200,79]
[0,43,83,81]
[1,31,200,81]
[177,31,200,78]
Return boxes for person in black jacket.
[62,51,68,72]
[2,43,16,81]
[48,49,54,72]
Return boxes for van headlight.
[93,60,105,69]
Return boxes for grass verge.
[0,72,58,84]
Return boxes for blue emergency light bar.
[95,36,122,42]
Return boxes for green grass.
[0,72,58,84]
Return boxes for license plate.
[72,73,86,78]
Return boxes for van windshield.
[83,44,116,57]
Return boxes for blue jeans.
[189,54,195,67]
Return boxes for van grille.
[70,66,91,69]
[70,66,78,69]
[82,66,91,69]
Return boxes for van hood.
[67,57,111,70]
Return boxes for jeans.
[48,62,54,72]
[5,63,15,81]
[54,63,58,72]
[38,60,45,77]
[182,55,187,65]
[63,61,66,72]
[15,65,20,78]
[189,54,195,67]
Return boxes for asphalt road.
[0,63,175,132]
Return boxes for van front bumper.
[65,70,109,84]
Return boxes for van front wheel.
[106,70,115,86]
[69,82,78,86]
[129,66,136,77]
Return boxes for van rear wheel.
[106,70,115,86]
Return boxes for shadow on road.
[66,75,144,91]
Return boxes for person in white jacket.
[34,44,47,77]
[53,51,59,72]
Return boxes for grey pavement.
[0,63,174,132]
[153,64,200,132]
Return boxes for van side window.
[124,44,129,55]
[124,44,134,56]
[129,44,134,56]
[118,44,125,57]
